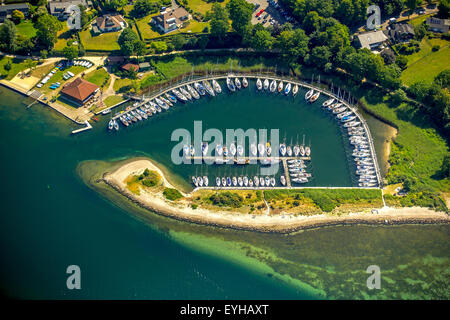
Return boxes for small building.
[357,30,388,51]
[106,56,125,65]
[151,7,190,34]
[48,0,87,21]
[94,14,126,34]
[138,62,151,71]
[60,78,99,106]
[0,3,29,23]
[121,63,139,72]
[426,17,449,33]
[384,23,415,43]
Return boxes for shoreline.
[101,158,450,234]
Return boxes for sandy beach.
[103,159,449,233]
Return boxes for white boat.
[235,78,241,89]
[203,176,209,186]
[222,177,226,186]
[266,143,272,156]
[260,177,265,187]
[292,84,298,96]
[270,80,277,92]
[187,84,200,100]
[227,78,236,92]
[305,89,314,100]
[161,96,172,107]
[229,143,236,156]
[300,145,305,156]
[197,176,203,187]
[172,89,187,102]
[265,176,271,186]
[254,176,259,187]
[242,77,248,88]
[215,144,223,156]
[192,176,198,186]
[212,79,222,93]
[305,146,311,157]
[243,176,248,186]
[278,81,283,93]
[201,142,208,156]
[270,177,276,187]
[232,176,237,186]
[194,82,206,96]
[238,176,243,187]
[322,98,335,107]
[180,87,192,100]
[202,80,215,96]
[189,145,195,156]
[309,91,320,103]
[263,79,269,90]
[249,179,253,187]
[280,175,286,186]
[216,177,221,186]
[284,83,291,95]
[256,78,262,90]
[250,144,257,156]
[279,143,286,156]
[258,143,265,156]
[237,145,244,156]
[286,146,292,157]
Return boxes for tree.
[131,0,159,18]
[197,35,209,50]
[40,49,48,59]
[107,0,127,12]
[134,40,147,56]
[276,28,309,62]
[395,55,408,70]
[4,60,12,71]
[63,45,78,60]
[0,19,17,53]
[172,34,187,50]
[441,153,450,178]
[35,14,62,50]
[302,11,321,34]
[227,0,253,36]
[150,41,167,53]
[118,28,144,56]
[210,3,229,39]
[438,0,450,19]
[251,29,274,51]
[11,10,25,24]
[406,0,421,17]
[334,0,354,27]
[308,45,331,68]
[434,69,450,89]
[390,89,407,105]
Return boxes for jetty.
[184,156,311,162]
[71,120,92,134]
[281,159,291,187]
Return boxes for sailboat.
[235,77,241,90]
[226,77,236,92]
[286,145,293,157]
[256,78,262,90]
[278,81,283,93]
[202,80,215,96]
[229,142,237,156]
[242,77,248,88]
[284,83,291,95]
[180,87,192,100]
[187,84,200,100]
[270,80,277,92]
[194,82,206,96]
[216,177,221,187]
[212,79,222,93]
[305,89,314,100]
[238,176,243,187]
[309,91,320,103]
[203,175,209,187]
[243,176,249,187]
[237,144,244,157]
[258,143,265,156]
[263,79,269,90]
[215,143,223,156]
[201,142,208,156]
[250,143,257,156]
[322,98,335,107]
[292,84,298,96]
[266,142,272,156]
[280,175,286,186]
[279,143,286,156]
[254,176,259,187]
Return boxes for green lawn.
[15,20,37,40]
[0,56,35,80]
[79,29,121,51]
[103,95,125,107]
[85,68,110,88]
[113,77,133,92]
[54,24,74,51]
[361,93,448,194]
[400,37,450,85]
[187,0,230,14]
[38,65,86,94]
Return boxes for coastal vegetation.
[126,168,162,194]
[163,188,184,201]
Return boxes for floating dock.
[71,120,92,134]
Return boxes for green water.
[0,85,448,299]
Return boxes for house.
[60,78,99,106]
[48,0,87,21]
[121,63,140,72]
[384,23,415,43]
[138,62,151,71]
[426,17,449,33]
[357,30,388,51]
[106,56,125,65]
[0,3,29,23]
[93,14,126,34]
[151,7,190,34]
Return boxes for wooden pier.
[281,159,291,187]
[184,156,311,162]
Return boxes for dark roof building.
[426,17,450,33]
[48,0,87,21]
[60,78,99,106]
[384,23,415,43]
[138,62,151,70]
[94,14,126,33]
[357,30,388,51]
[151,7,190,34]
[0,3,29,22]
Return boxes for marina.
[106,74,382,190]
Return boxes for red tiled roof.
[121,63,139,72]
[61,78,99,102]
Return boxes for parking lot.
[247,0,290,28]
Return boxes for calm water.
[0,85,448,299]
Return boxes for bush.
[396,55,408,70]
[209,192,243,208]
[163,188,183,200]
[432,45,440,52]
[191,204,198,209]
[138,169,160,187]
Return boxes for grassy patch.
[103,95,125,107]
[85,68,110,88]
[16,20,37,40]
[187,0,230,15]
[0,56,34,80]
[79,29,121,51]
[400,37,450,85]
[163,188,183,200]
[113,77,133,92]
[54,24,74,51]
[38,65,86,94]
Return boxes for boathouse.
[60,78,99,106]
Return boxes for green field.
[79,29,121,51]
[15,20,37,40]
[103,95,125,107]
[187,0,230,14]
[85,68,110,88]
[400,37,450,85]
[38,65,87,94]
[0,56,34,80]
[361,93,448,193]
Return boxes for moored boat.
[226,78,236,92]
[263,79,269,90]
[242,77,248,88]
[284,83,291,95]
[256,78,262,90]
[305,89,314,100]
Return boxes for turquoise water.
[0,85,448,299]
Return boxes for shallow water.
[0,84,448,299]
